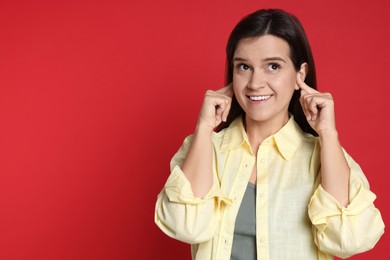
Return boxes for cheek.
[276,73,298,91]
[232,85,240,98]
[232,78,245,102]
[291,73,300,90]
[232,73,248,89]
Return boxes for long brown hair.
[215,9,318,136]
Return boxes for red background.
[0,0,388,259]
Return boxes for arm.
[297,75,349,206]
[154,85,233,243]
[298,76,385,256]
[318,130,350,207]
[182,85,232,197]
[308,152,384,258]
[154,136,226,243]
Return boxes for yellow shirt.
[155,116,384,260]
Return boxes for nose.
[248,69,266,90]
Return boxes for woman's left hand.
[297,75,337,136]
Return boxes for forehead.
[234,35,291,60]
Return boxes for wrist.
[195,122,214,136]
[318,129,339,142]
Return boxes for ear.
[295,63,308,90]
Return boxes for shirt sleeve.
[154,135,232,244]
[308,150,385,258]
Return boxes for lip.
[246,94,273,103]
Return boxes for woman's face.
[232,35,304,127]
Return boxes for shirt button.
[259,159,265,163]
[259,237,265,243]
[259,193,265,198]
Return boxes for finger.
[205,91,229,107]
[300,93,316,121]
[299,94,312,121]
[204,88,233,124]
[216,83,234,97]
[216,88,233,113]
[214,98,228,116]
[215,104,225,125]
[299,90,309,112]
[224,83,234,97]
[221,85,233,122]
[307,97,319,121]
[304,94,333,121]
[222,97,232,122]
[297,75,318,94]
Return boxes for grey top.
[231,182,257,260]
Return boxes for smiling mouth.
[248,95,272,101]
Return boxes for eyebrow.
[233,56,287,63]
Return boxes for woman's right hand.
[197,84,233,132]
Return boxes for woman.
[155,9,384,260]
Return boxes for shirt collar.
[220,116,251,153]
[272,115,306,161]
[220,115,306,161]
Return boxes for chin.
[245,112,271,123]
[244,109,289,125]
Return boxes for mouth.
[247,95,273,101]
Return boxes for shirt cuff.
[164,165,233,205]
[308,181,377,233]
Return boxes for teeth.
[249,95,271,101]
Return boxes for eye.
[237,63,250,71]
[267,63,281,71]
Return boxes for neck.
[244,113,289,150]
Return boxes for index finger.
[217,83,233,97]
[296,75,318,94]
